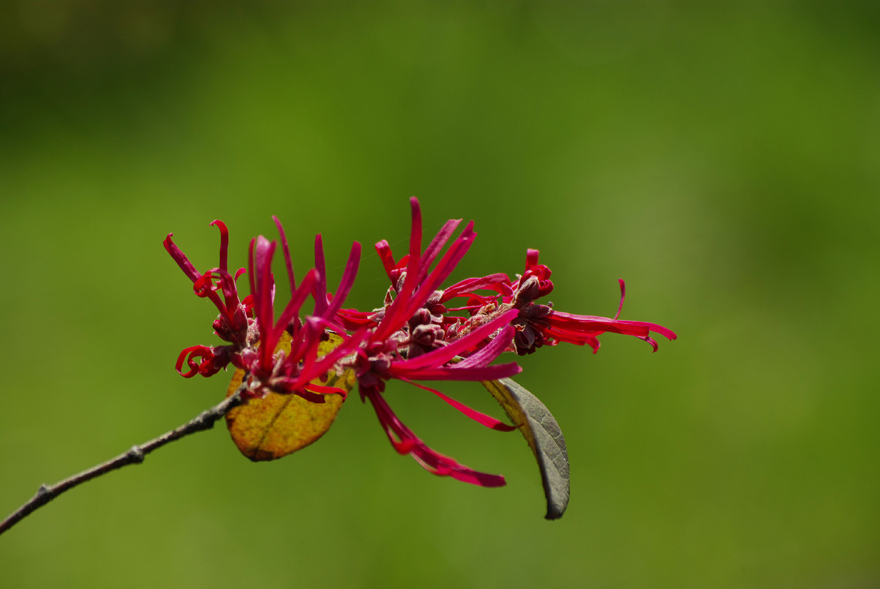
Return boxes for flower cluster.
[166,198,675,487]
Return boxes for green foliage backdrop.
[2,2,878,587]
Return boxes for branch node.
[127,445,145,463]
[193,413,216,431]
[37,484,52,497]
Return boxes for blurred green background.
[1,2,878,587]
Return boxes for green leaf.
[481,378,570,520]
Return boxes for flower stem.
[0,385,247,537]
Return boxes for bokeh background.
[1,2,878,587]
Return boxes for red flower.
[165,218,365,402]
[348,198,523,487]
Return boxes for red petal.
[402,379,517,432]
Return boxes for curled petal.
[274,268,319,353]
[313,234,329,317]
[405,221,476,318]
[175,345,230,378]
[440,273,510,302]
[626,320,677,342]
[614,278,625,320]
[418,218,462,284]
[373,199,423,340]
[321,241,362,327]
[525,248,540,270]
[191,270,227,314]
[250,236,278,369]
[640,335,660,352]
[163,234,202,283]
[548,311,677,343]
[521,249,553,297]
[336,308,379,330]
[301,383,349,401]
[375,239,398,281]
[406,196,424,287]
[272,216,297,293]
[209,220,230,273]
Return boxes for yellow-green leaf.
[481,378,570,520]
[225,332,356,461]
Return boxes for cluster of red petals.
[164,221,249,378]
[508,252,678,355]
[164,218,364,402]
[167,198,675,488]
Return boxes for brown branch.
[0,386,247,537]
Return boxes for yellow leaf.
[481,378,570,520]
[225,332,356,461]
